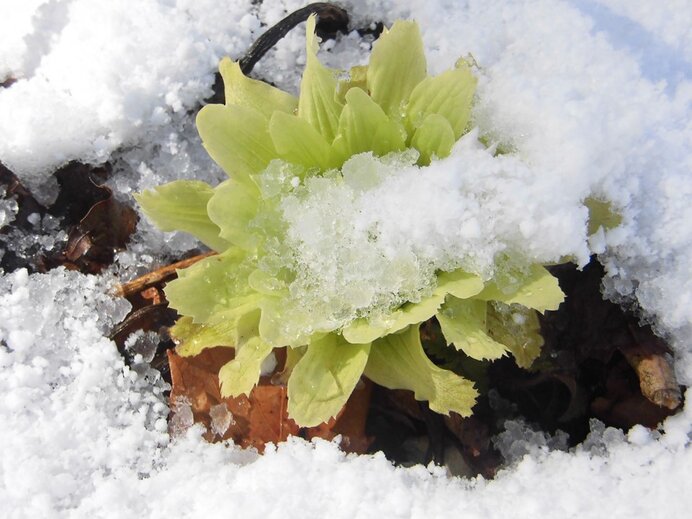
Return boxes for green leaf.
[342,291,446,344]
[171,304,261,357]
[341,319,388,345]
[405,63,476,139]
[135,180,229,251]
[331,87,406,164]
[196,103,277,184]
[298,15,343,143]
[366,20,427,118]
[219,336,274,397]
[410,113,456,165]
[476,264,564,313]
[248,268,288,296]
[364,325,478,416]
[269,111,335,170]
[219,57,298,118]
[207,178,261,251]
[335,65,368,104]
[434,269,485,299]
[486,303,544,369]
[437,298,508,360]
[342,269,483,344]
[585,197,622,235]
[287,334,371,426]
[164,249,249,322]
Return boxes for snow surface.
[0,0,691,517]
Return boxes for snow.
[0,0,691,517]
[279,137,589,332]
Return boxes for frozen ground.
[0,0,690,517]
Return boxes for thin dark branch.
[239,2,349,74]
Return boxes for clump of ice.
[0,187,19,230]
[124,330,159,365]
[210,403,235,437]
[170,396,195,437]
[493,419,570,465]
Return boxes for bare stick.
[239,3,349,74]
[623,350,682,410]
[115,251,216,298]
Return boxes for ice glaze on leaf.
[135,180,228,251]
[298,15,343,143]
[288,334,371,427]
[364,325,478,416]
[476,264,564,313]
[219,336,274,398]
[196,104,276,184]
[342,292,445,344]
[437,298,508,360]
[219,58,298,118]
[367,20,427,118]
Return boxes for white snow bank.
[0,268,689,518]
[0,0,259,201]
[1,0,691,517]
[593,0,692,65]
[392,0,692,358]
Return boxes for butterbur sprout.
[136,16,564,427]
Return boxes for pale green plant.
[137,17,564,427]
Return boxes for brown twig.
[115,251,216,298]
[623,350,682,410]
